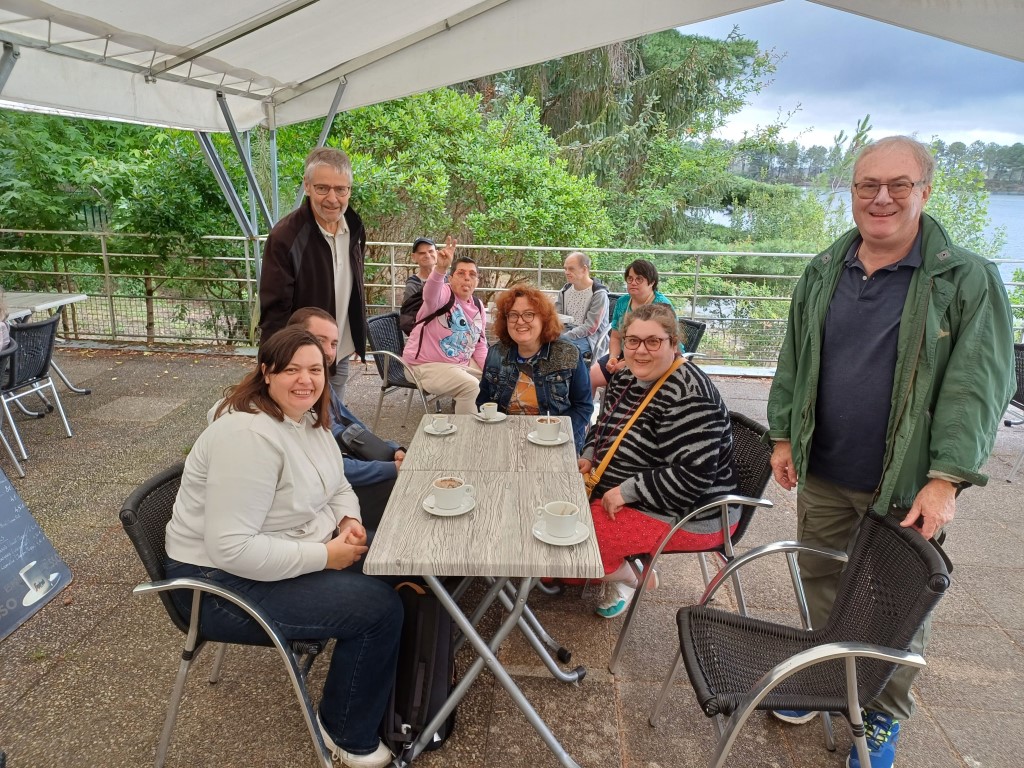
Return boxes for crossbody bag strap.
[585,356,684,498]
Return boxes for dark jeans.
[165,556,402,754]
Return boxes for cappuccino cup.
[536,501,579,538]
[535,416,562,442]
[479,402,499,420]
[430,414,450,433]
[20,561,52,596]
[432,476,475,510]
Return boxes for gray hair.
[854,136,935,186]
[565,251,590,270]
[303,146,353,184]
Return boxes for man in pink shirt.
[402,239,487,414]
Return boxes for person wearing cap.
[403,237,439,303]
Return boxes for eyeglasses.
[310,184,352,197]
[452,269,478,279]
[852,180,924,200]
[505,311,536,323]
[623,335,670,351]
[625,275,648,285]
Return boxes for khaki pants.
[797,473,934,721]
[410,361,482,414]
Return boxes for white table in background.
[4,292,91,395]
[365,414,601,768]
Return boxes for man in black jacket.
[259,147,367,403]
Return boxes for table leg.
[392,576,582,768]
[493,581,585,684]
[49,361,91,395]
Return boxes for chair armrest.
[370,349,422,388]
[700,540,848,606]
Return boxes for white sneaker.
[317,713,393,768]
[595,580,636,619]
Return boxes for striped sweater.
[583,361,737,530]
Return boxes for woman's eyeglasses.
[623,335,669,351]
[505,311,536,323]
[625,275,647,285]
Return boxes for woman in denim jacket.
[477,284,593,452]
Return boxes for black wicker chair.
[608,412,774,673]
[678,317,707,359]
[2,312,73,461]
[1004,342,1024,482]
[649,512,950,768]
[119,464,332,768]
[366,311,440,429]
[0,341,22,477]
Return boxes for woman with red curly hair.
[477,284,592,451]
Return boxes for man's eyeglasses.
[623,335,669,351]
[852,180,924,200]
[452,269,478,280]
[625,275,647,285]
[310,184,352,197]
[505,311,536,323]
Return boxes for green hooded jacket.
[767,213,1016,514]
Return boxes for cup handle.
[463,485,474,497]
[536,506,545,517]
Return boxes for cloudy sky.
[680,0,1024,148]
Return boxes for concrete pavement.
[1,347,1022,768]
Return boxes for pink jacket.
[402,271,487,369]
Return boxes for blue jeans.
[330,357,351,404]
[165,557,402,755]
[560,332,592,360]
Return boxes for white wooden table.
[365,414,602,767]
[4,291,91,394]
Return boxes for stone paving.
[1,346,1022,768]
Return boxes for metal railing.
[2,229,1022,365]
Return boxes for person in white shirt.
[555,251,609,362]
[164,326,400,768]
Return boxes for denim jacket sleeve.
[566,353,594,452]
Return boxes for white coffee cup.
[19,561,51,595]
[430,415,450,433]
[536,501,579,538]
[432,477,475,510]
[535,416,562,442]
[479,402,499,420]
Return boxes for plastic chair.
[119,463,333,768]
[2,312,73,461]
[1003,342,1024,482]
[649,512,950,768]
[608,412,774,673]
[0,341,23,477]
[366,311,439,429]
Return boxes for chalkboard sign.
[0,469,73,641]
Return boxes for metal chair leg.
[649,650,684,726]
[208,643,228,684]
[1008,447,1024,482]
[0,418,24,477]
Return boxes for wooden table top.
[364,415,602,579]
[5,292,88,315]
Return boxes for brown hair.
[287,306,335,328]
[215,327,331,428]
[623,303,678,346]
[493,284,563,347]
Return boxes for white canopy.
[1,0,1020,132]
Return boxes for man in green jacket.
[767,136,1015,768]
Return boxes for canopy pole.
[0,42,20,94]
[217,91,274,229]
[195,131,257,241]
[293,79,347,210]
[243,130,259,236]
[266,101,280,222]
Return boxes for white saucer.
[473,412,507,423]
[423,494,475,517]
[527,430,571,447]
[22,573,60,607]
[532,519,589,546]
[424,423,457,436]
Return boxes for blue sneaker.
[771,709,818,724]
[847,710,900,768]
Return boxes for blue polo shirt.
[807,232,922,491]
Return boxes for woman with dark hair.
[580,303,737,618]
[589,259,674,395]
[164,326,401,768]
[477,284,592,451]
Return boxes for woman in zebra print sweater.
[579,303,738,618]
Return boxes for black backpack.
[399,288,425,336]
[380,581,457,756]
